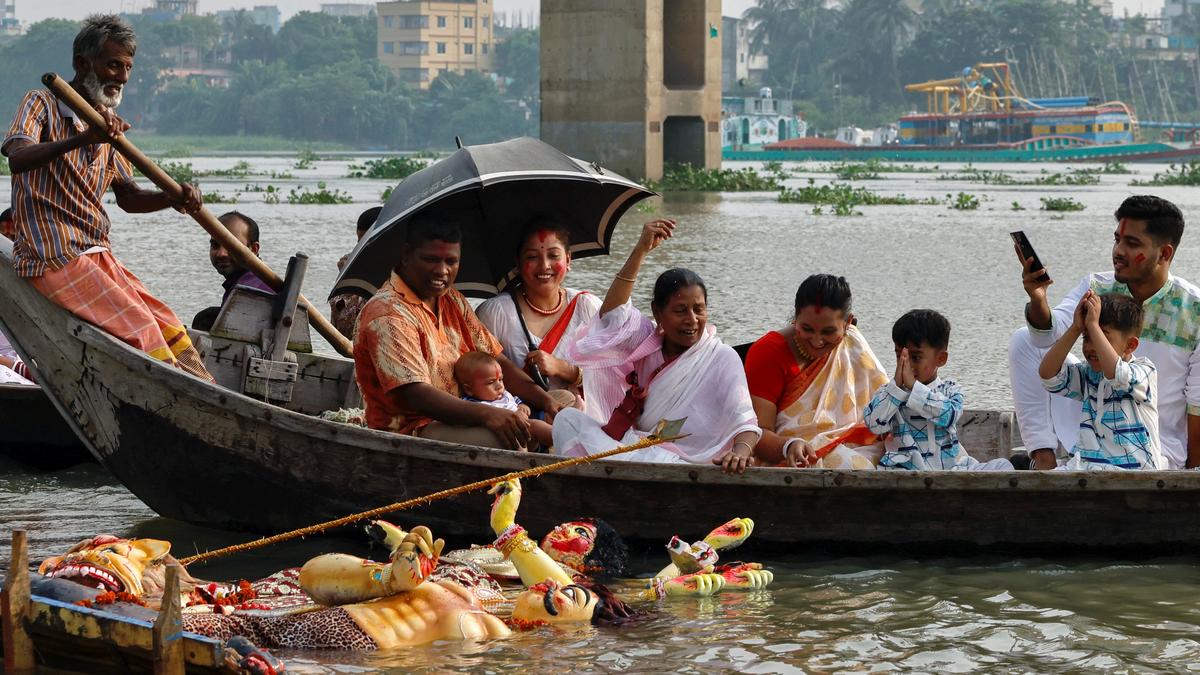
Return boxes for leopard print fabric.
[184,607,377,650]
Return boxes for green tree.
[496,28,539,100]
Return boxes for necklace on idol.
[522,289,565,316]
[792,329,817,363]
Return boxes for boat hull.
[0,384,94,469]
[3,240,1200,552]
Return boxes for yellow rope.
[180,433,682,566]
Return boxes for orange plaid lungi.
[31,250,213,381]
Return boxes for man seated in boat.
[865,309,1013,471]
[1,15,211,381]
[353,211,569,449]
[192,211,274,331]
[1010,196,1200,469]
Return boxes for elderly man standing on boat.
[2,14,210,380]
[1009,195,1200,470]
[353,212,568,450]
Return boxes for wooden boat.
[2,239,1200,553]
[0,383,94,469]
[1,531,238,674]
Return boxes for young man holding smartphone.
[1008,195,1200,470]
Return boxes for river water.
[3,157,1200,671]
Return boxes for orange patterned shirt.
[354,272,502,434]
[2,89,134,277]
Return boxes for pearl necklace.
[522,289,565,316]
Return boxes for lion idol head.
[38,535,191,599]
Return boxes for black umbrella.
[329,137,656,301]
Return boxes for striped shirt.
[1028,272,1200,468]
[865,378,980,470]
[2,89,134,277]
[1042,356,1163,470]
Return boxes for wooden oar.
[180,419,688,566]
[41,72,355,358]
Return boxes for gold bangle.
[614,273,637,283]
[733,441,753,455]
[500,530,536,558]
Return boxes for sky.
[20,0,1161,25]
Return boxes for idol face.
[511,580,598,624]
[540,521,598,571]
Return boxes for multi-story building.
[721,16,767,93]
[376,0,495,89]
[1,0,19,39]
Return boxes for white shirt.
[1028,272,1200,468]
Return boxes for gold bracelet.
[614,273,637,283]
[733,441,753,455]
[500,530,537,558]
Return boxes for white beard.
[82,71,123,109]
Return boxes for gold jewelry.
[614,272,637,283]
[500,531,537,558]
[732,441,753,456]
[791,330,815,362]
[522,289,564,316]
[571,365,584,387]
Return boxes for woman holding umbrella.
[550,220,762,474]
[476,218,601,417]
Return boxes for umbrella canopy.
[329,137,656,301]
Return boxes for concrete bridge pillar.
[540,0,722,181]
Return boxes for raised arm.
[600,219,675,316]
[488,479,574,587]
[1038,291,1089,380]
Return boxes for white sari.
[476,288,603,418]
[551,301,761,464]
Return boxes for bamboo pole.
[180,430,686,567]
[41,72,355,358]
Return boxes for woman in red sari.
[738,275,888,470]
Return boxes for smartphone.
[1010,231,1050,283]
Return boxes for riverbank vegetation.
[347,157,429,180]
[648,164,785,192]
[1132,162,1200,186]
[937,167,1101,186]
[778,180,940,207]
[1041,197,1086,211]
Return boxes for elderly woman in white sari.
[476,218,600,416]
[550,220,762,473]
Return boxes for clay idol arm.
[489,480,574,587]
